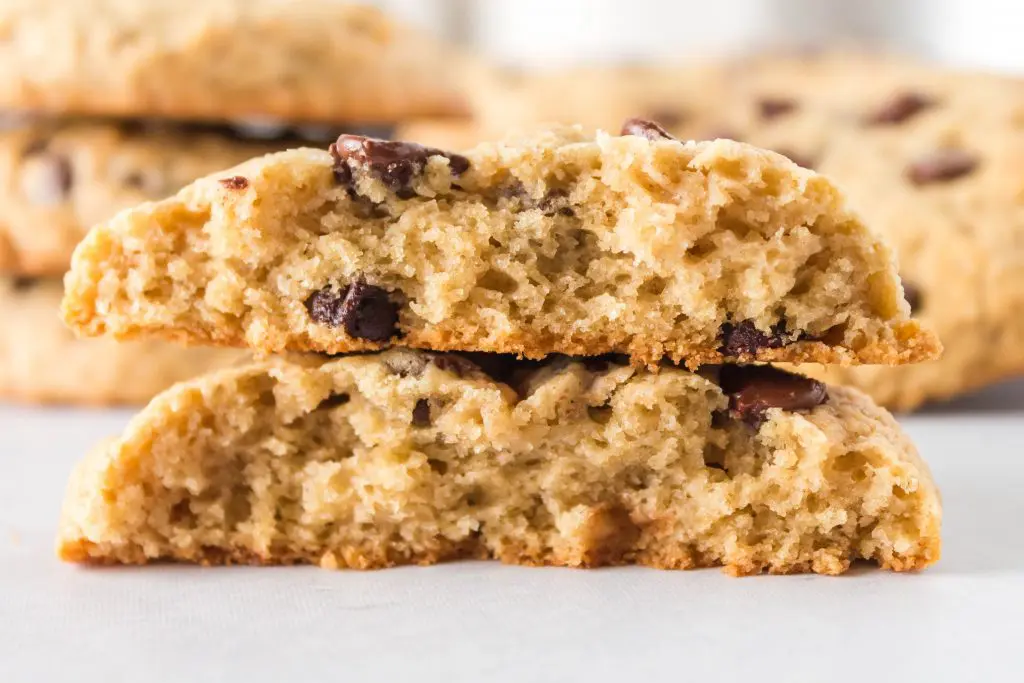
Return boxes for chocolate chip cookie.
[0,0,469,123]
[61,123,939,368]
[0,118,370,276]
[0,277,244,405]
[57,348,941,575]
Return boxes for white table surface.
[2,382,1023,683]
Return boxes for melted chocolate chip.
[412,399,431,427]
[460,353,538,385]
[338,280,400,341]
[329,135,469,197]
[867,92,934,125]
[718,320,790,357]
[218,176,249,190]
[718,365,828,428]
[757,98,797,120]
[620,117,677,141]
[304,280,400,342]
[906,149,978,185]
[903,282,923,313]
[317,393,351,410]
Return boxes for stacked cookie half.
[0,0,468,404]
[57,116,943,575]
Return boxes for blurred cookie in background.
[0,117,392,275]
[0,0,470,124]
[0,277,246,405]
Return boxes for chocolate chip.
[304,280,400,342]
[757,98,797,120]
[339,280,400,342]
[329,135,469,197]
[305,287,346,327]
[718,365,828,428]
[620,117,677,142]
[21,150,73,206]
[21,139,48,156]
[906,150,978,185]
[123,172,145,189]
[718,320,790,357]
[866,92,934,125]
[538,189,574,217]
[317,393,350,410]
[412,399,431,427]
[460,353,536,385]
[431,354,483,378]
[10,276,37,292]
[498,181,526,202]
[218,176,249,190]
[903,282,923,313]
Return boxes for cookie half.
[0,1,468,123]
[61,123,940,368]
[57,349,941,575]
[0,277,244,405]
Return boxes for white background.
[3,382,1024,682]
[384,0,1024,73]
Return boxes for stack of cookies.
[57,117,943,575]
[0,0,468,404]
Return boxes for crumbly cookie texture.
[706,54,1024,409]
[0,118,354,276]
[57,349,941,575]
[0,0,468,123]
[0,277,245,405]
[61,123,939,369]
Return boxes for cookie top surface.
[61,123,939,367]
[0,0,469,123]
